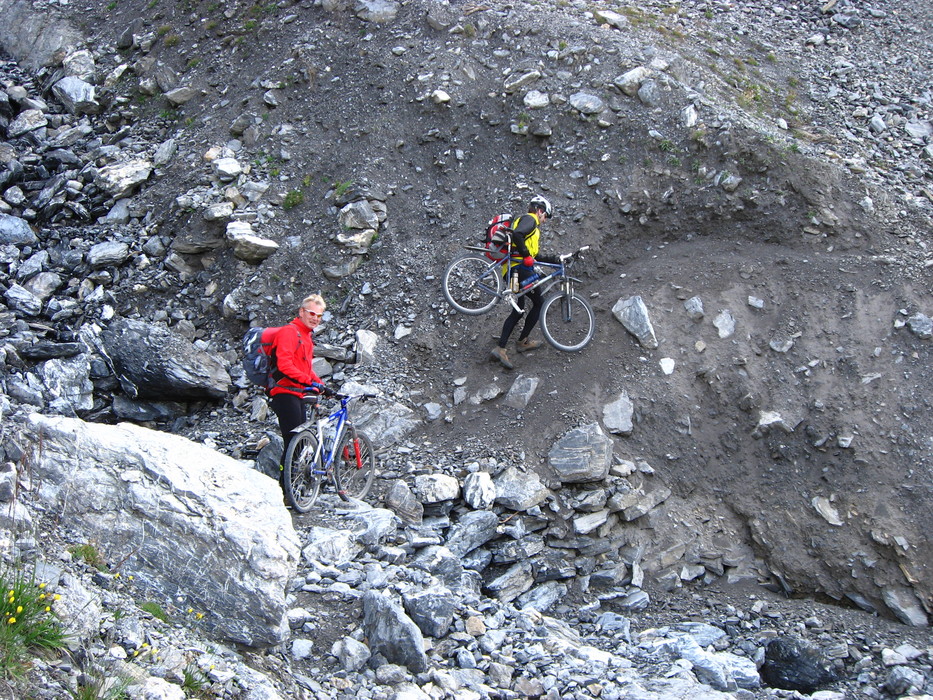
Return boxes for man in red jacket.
[268,294,328,478]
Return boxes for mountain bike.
[442,240,595,352]
[282,389,377,512]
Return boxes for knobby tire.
[443,254,502,315]
[283,430,322,512]
[333,427,376,501]
[540,292,595,352]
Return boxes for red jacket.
[268,319,322,397]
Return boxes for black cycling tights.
[270,393,305,465]
[498,280,543,347]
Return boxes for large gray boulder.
[25,414,300,647]
[362,591,428,673]
[548,423,614,484]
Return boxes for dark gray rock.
[760,637,840,693]
[99,318,230,400]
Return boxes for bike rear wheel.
[540,292,596,352]
[443,254,502,315]
[283,430,322,512]
[333,427,376,501]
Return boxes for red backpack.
[483,214,513,261]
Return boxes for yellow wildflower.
[7,617,15,624]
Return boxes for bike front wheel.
[540,292,596,352]
[443,254,502,315]
[333,427,376,501]
[283,430,322,512]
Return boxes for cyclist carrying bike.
[268,294,334,485]
[490,195,557,369]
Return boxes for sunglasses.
[302,308,323,319]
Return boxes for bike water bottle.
[510,269,519,293]
[522,272,539,290]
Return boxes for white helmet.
[529,195,553,218]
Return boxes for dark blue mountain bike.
[442,238,595,351]
[283,390,377,512]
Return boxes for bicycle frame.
[464,245,586,313]
[294,395,356,477]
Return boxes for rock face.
[24,413,300,647]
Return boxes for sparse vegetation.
[283,190,303,209]
[68,670,130,700]
[139,601,169,622]
[0,566,66,679]
[181,664,211,697]
[333,180,354,198]
[69,543,107,571]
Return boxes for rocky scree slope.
[33,0,931,621]
[0,0,931,697]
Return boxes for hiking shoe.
[516,338,543,353]
[490,346,514,369]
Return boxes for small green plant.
[158,108,178,121]
[69,671,130,700]
[243,18,258,31]
[658,139,675,152]
[666,155,682,167]
[164,34,180,47]
[269,167,280,178]
[205,19,218,30]
[139,602,169,623]
[147,0,159,7]
[182,663,211,697]
[462,23,476,38]
[301,174,312,188]
[766,52,777,63]
[0,568,66,679]
[704,9,713,19]
[282,190,304,209]
[187,57,201,70]
[558,40,567,51]
[69,543,107,571]
[107,0,117,9]
[157,24,172,36]
[184,116,196,128]
[334,180,354,198]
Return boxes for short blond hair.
[301,294,326,312]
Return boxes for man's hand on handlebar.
[307,382,337,398]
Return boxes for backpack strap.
[270,325,305,387]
